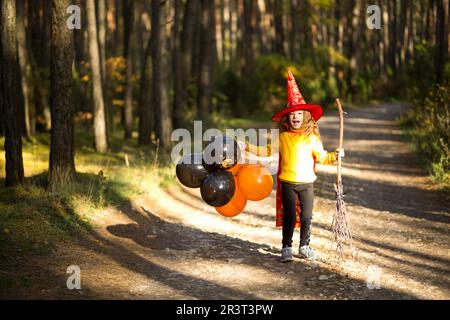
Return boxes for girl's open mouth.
[292,120,301,126]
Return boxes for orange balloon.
[227,163,243,176]
[237,164,273,201]
[215,177,247,217]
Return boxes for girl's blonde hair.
[279,110,321,138]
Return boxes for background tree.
[435,0,449,83]
[17,0,33,139]
[172,0,184,129]
[123,0,135,140]
[151,0,172,150]
[197,0,216,121]
[1,0,448,188]
[179,0,198,118]
[86,0,109,152]
[28,0,51,132]
[138,1,153,146]
[1,0,25,187]
[48,0,76,190]
[96,0,111,134]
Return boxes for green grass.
[399,83,450,191]
[0,125,176,265]
[0,185,88,258]
[400,118,450,191]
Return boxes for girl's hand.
[335,148,345,158]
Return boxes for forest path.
[6,103,449,299]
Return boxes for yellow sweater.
[246,131,337,184]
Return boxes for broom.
[332,98,353,258]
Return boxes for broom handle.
[336,98,344,186]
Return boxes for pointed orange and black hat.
[271,70,323,122]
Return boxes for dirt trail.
[4,103,450,299]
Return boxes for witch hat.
[271,70,323,122]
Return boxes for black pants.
[281,181,314,248]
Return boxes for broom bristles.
[332,182,353,258]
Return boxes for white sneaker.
[299,245,316,260]
[281,247,293,263]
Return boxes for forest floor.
[1,103,449,299]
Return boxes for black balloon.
[176,153,210,188]
[200,171,235,207]
[202,135,241,172]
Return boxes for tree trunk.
[28,0,51,132]
[241,0,256,107]
[436,0,449,83]
[180,0,199,117]
[273,0,285,55]
[210,0,218,70]
[96,0,111,134]
[106,0,115,54]
[73,0,85,66]
[152,0,173,150]
[17,0,33,138]
[223,0,232,62]
[138,3,153,145]
[382,0,389,78]
[378,0,385,78]
[138,41,152,145]
[425,0,433,41]
[123,0,134,140]
[172,0,184,129]
[388,0,397,78]
[48,0,77,190]
[110,0,120,56]
[96,0,107,79]
[234,0,244,74]
[243,0,256,69]
[337,0,344,56]
[230,0,237,71]
[347,0,360,96]
[215,0,223,64]
[407,0,415,62]
[311,21,318,65]
[197,0,215,120]
[289,0,298,61]
[1,0,25,187]
[256,0,269,55]
[0,83,3,136]
[86,0,109,152]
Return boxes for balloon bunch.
[176,135,274,217]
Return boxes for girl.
[240,71,344,262]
